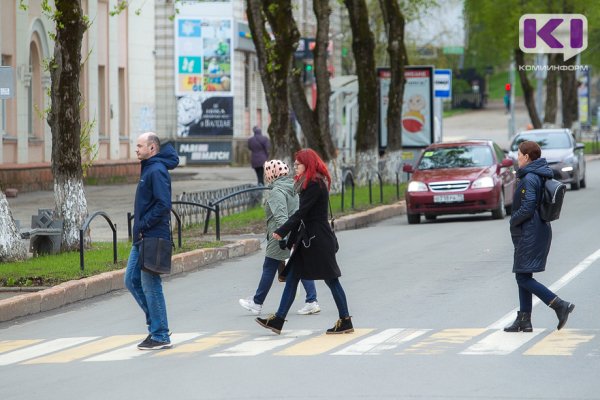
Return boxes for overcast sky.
[404,0,465,48]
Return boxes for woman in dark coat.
[505,140,575,332]
[256,149,353,335]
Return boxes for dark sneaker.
[255,314,285,335]
[326,317,354,334]
[137,337,172,350]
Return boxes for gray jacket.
[265,176,298,260]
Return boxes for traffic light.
[302,62,314,84]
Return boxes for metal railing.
[368,172,383,204]
[79,211,117,271]
[127,209,184,246]
[341,170,355,212]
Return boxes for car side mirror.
[575,143,585,151]
[500,158,514,168]
[402,164,414,174]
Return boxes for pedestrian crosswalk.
[1,328,599,365]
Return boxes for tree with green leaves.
[378,0,409,181]
[344,0,379,184]
[46,0,90,250]
[246,0,301,162]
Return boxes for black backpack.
[539,178,567,222]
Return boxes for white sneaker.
[297,301,321,315]
[239,297,262,315]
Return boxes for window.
[118,67,127,137]
[98,65,107,137]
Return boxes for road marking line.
[154,331,246,356]
[489,248,600,330]
[211,330,313,357]
[0,340,43,354]
[0,337,98,366]
[23,335,142,364]
[333,329,430,356]
[461,329,545,355]
[84,333,200,362]
[524,329,596,356]
[398,328,486,355]
[275,329,373,356]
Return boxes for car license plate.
[433,194,464,203]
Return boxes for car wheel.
[407,213,421,224]
[580,172,586,189]
[424,214,437,221]
[505,203,512,215]
[571,170,580,190]
[491,191,506,219]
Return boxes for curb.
[0,201,407,323]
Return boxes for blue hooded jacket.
[133,143,179,243]
[509,157,553,273]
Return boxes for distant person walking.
[239,159,320,316]
[256,149,353,335]
[125,132,179,350]
[504,140,574,333]
[247,126,270,185]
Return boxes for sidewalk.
[8,166,258,243]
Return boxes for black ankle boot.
[550,297,575,330]
[326,316,354,334]
[503,311,533,332]
[255,314,285,335]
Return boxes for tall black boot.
[549,297,575,330]
[503,311,533,332]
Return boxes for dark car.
[403,140,516,224]
[508,129,586,190]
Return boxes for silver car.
[508,129,586,190]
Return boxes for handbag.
[328,198,339,253]
[139,236,173,275]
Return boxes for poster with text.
[175,18,232,95]
[401,67,434,147]
[177,95,233,137]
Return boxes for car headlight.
[407,181,428,192]
[561,166,574,172]
[471,176,494,189]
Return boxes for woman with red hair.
[256,149,354,335]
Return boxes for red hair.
[294,148,331,190]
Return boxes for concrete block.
[84,274,113,299]
[57,280,87,305]
[0,293,41,322]
[224,243,245,258]
[214,247,229,261]
[241,239,260,254]
[109,270,125,291]
[170,254,185,275]
[40,287,66,312]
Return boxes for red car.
[403,140,516,224]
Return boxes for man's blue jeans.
[124,245,170,343]
[254,257,317,305]
[275,266,348,319]
[516,273,556,312]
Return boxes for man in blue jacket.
[125,132,179,350]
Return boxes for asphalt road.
[1,159,598,399]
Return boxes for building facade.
[0,0,155,191]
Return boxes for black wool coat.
[275,179,341,280]
[509,158,553,273]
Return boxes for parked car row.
[403,129,586,225]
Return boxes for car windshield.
[417,146,494,169]
[511,132,572,150]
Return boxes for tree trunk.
[47,0,89,251]
[515,48,542,129]
[544,54,559,126]
[344,0,379,184]
[0,192,27,262]
[560,56,578,130]
[287,0,335,162]
[378,0,408,182]
[246,0,300,161]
